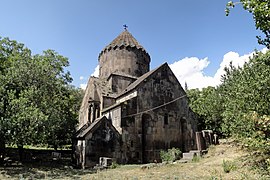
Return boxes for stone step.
[182,150,202,160]
[189,150,201,155]
[182,152,194,160]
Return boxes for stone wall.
[107,74,136,94]
[102,96,116,109]
[115,64,198,163]
[104,106,122,134]
[78,77,99,129]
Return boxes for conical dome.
[98,30,150,79]
[99,30,147,56]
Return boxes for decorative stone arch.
[88,100,101,123]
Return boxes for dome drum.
[98,30,150,80]
[99,46,150,79]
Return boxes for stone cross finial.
[123,24,128,30]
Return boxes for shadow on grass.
[1,148,97,179]
[0,162,96,179]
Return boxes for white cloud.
[213,51,250,84]
[80,83,87,90]
[91,65,99,77]
[170,48,268,89]
[169,57,217,89]
[79,66,99,90]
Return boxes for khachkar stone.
[98,29,151,79]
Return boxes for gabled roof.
[99,30,149,57]
[76,116,121,140]
[117,63,168,98]
[76,116,107,139]
[106,72,138,81]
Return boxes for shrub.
[238,112,270,173]
[222,160,236,173]
[192,155,201,162]
[110,162,120,169]
[160,148,181,162]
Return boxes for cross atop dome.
[123,24,128,30]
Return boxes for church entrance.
[141,113,152,163]
[181,117,188,152]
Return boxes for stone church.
[74,29,198,168]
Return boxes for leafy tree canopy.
[188,50,270,172]
[0,37,82,150]
[226,0,270,48]
[187,86,223,134]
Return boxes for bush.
[192,155,201,162]
[110,162,120,169]
[160,148,181,162]
[222,160,236,173]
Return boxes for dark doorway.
[180,117,187,152]
[141,113,151,163]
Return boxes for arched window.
[164,113,168,125]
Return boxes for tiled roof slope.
[99,30,149,57]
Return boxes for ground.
[0,139,269,179]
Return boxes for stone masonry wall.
[118,64,197,163]
[99,47,150,80]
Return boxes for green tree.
[187,87,224,134]
[226,0,270,48]
[0,37,32,149]
[0,37,81,159]
[220,51,270,136]
[219,51,270,171]
[44,85,83,150]
[188,51,270,170]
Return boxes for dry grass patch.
[0,140,269,179]
[82,140,268,180]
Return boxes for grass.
[0,164,95,179]
[222,159,237,173]
[192,154,201,163]
[6,145,72,150]
[1,139,269,179]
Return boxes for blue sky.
[0,0,264,89]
